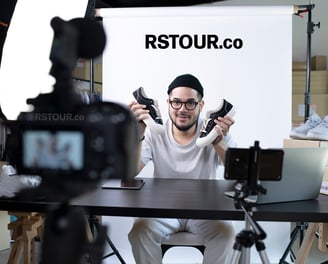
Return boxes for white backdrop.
[100,6,294,263]
[101,6,293,149]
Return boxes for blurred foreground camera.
[7,102,139,196]
[4,16,142,264]
[5,16,140,200]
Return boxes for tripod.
[294,4,320,121]
[40,204,105,264]
[225,141,285,264]
[229,189,270,264]
[88,215,126,264]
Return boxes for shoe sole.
[196,105,236,148]
[289,132,308,140]
[133,87,165,134]
[143,113,165,134]
[306,133,328,141]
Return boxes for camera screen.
[22,130,84,171]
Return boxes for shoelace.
[307,115,321,128]
[316,118,328,128]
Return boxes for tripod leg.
[279,224,302,264]
[241,221,252,264]
[231,229,254,264]
[88,215,126,264]
[279,222,309,264]
[101,230,126,264]
[230,242,243,264]
[241,247,251,264]
[256,241,270,264]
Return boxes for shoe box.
[284,138,328,149]
[283,138,328,195]
[292,56,328,123]
[311,55,327,71]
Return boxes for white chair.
[161,231,205,257]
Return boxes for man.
[128,73,236,264]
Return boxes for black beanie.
[167,74,204,97]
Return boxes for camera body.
[6,102,139,184]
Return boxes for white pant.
[128,218,235,264]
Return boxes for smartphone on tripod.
[224,147,284,181]
[224,142,284,264]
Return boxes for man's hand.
[128,100,149,136]
[212,115,235,145]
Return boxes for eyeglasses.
[169,99,200,110]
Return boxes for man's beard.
[169,112,199,132]
[172,121,196,131]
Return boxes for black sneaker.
[133,87,165,134]
[196,99,236,148]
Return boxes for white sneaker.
[196,99,236,148]
[306,115,328,140]
[289,113,321,139]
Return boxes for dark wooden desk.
[1,178,328,222]
[71,178,243,220]
[71,178,328,222]
[1,178,328,264]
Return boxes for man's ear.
[199,99,205,111]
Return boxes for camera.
[5,16,140,200]
[6,102,139,182]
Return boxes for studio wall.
[101,5,293,148]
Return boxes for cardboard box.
[284,138,328,148]
[312,56,327,71]
[292,61,307,71]
[94,83,102,95]
[292,61,306,71]
[292,93,328,122]
[72,59,102,83]
[292,71,328,94]
[291,56,327,72]
[320,167,328,195]
[94,62,102,83]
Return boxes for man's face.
[167,87,204,131]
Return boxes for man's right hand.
[129,100,149,136]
